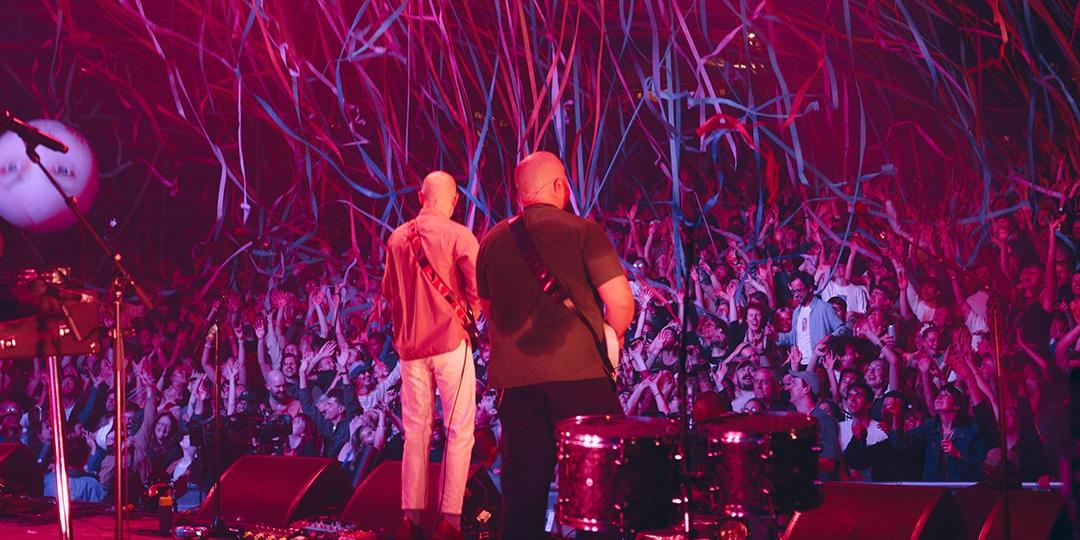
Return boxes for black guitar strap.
[507,214,614,381]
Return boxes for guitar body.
[603,323,619,379]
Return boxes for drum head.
[556,415,680,440]
[700,412,815,440]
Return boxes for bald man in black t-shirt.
[477,151,634,539]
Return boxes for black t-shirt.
[477,204,626,388]
[1016,302,1051,353]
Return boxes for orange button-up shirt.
[381,207,480,360]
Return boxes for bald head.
[267,370,289,401]
[515,151,569,209]
[419,170,459,217]
[267,370,284,386]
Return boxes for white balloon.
[0,120,99,233]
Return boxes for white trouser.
[400,339,476,515]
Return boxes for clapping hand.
[222,360,240,382]
[187,374,201,395]
[192,375,209,401]
[135,358,154,387]
[310,287,326,307]
[299,351,316,375]
[723,280,738,300]
[96,357,114,387]
[917,356,932,375]
[83,430,97,452]
[757,260,774,284]
[336,347,353,373]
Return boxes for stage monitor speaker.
[0,443,42,496]
[341,461,500,538]
[195,455,351,528]
[955,486,1069,540]
[783,483,964,540]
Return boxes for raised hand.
[336,347,352,372]
[349,415,364,434]
[226,292,241,313]
[722,280,738,300]
[880,332,897,349]
[317,340,337,360]
[638,285,655,306]
[786,346,803,368]
[823,351,838,372]
[232,324,244,341]
[270,290,288,309]
[814,337,831,357]
[222,360,239,381]
[300,351,316,375]
[894,262,909,288]
[253,318,266,340]
[193,376,209,400]
[917,356,932,374]
[135,360,154,387]
[1049,213,1067,232]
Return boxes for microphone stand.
[988,295,1012,540]
[205,319,228,538]
[18,138,155,539]
[675,219,699,539]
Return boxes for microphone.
[1,110,69,153]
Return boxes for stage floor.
[0,514,168,539]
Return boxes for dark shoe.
[431,518,465,540]
[395,516,424,540]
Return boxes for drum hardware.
[555,415,683,536]
[555,412,821,539]
[0,284,101,540]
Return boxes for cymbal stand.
[44,353,73,540]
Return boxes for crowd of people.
[1,178,1077,512]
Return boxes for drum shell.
[701,413,822,516]
[556,415,682,532]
